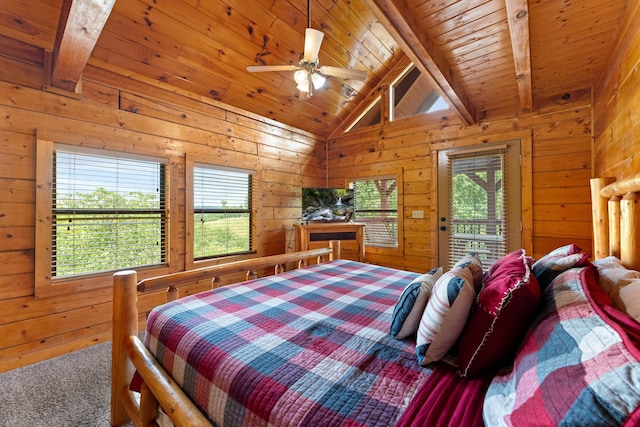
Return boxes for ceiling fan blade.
[246,65,300,73]
[303,28,324,61]
[317,66,368,81]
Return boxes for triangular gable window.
[345,62,450,133]
[346,97,381,132]
[392,64,448,120]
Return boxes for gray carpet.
[0,341,130,427]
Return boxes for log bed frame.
[110,172,640,427]
[591,174,640,270]
[111,241,340,426]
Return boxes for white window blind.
[53,149,166,277]
[352,177,398,248]
[446,148,507,269]
[193,165,253,259]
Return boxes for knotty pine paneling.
[594,2,640,178]
[0,322,113,374]
[328,105,594,271]
[0,52,325,372]
[0,4,633,373]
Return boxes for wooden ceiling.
[0,0,629,138]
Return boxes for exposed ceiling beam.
[370,0,476,125]
[505,0,533,113]
[50,0,115,92]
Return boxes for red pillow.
[457,249,541,378]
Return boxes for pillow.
[531,244,590,288]
[390,267,443,339]
[483,266,640,426]
[416,263,477,366]
[593,256,640,322]
[457,249,541,377]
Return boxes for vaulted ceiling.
[0,0,629,139]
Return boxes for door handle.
[439,217,447,231]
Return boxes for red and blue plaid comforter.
[144,259,430,426]
[483,266,640,426]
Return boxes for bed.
[111,175,640,427]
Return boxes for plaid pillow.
[531,244,590,288]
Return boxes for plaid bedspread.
[144,259,430,427]
[483,266,640,426]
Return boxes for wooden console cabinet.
[294,223,365,263]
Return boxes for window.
[345,62,450,132]
[351,175,400,249]
[346,96,381,132]
[392,64,448,121]
[51,146,167,278]
[437,141,522,269]
[192,164,254,259]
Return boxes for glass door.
[437,140,522,269]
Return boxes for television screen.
[302,187,354,222]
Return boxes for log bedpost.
[591,177,614,260]
[167,285,179,302]
[212,277,222,289]
[599,173,640,270]
[111,270,138,426]
[608,195,621,259]
[139,382,159,424]
[620,192,640,271]
[330,239,340,261]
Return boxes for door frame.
[430,130,533,268]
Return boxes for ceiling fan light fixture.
[303,28,324,61]
[311,72,326,89]
[297,83,310,93]
[245,0,367,99]
[294,69,308,85]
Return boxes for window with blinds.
[352,177,398,248]
[193,165,253,259]
[52,148,166,278]
[446,148,507,269]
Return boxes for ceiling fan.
[246,0,368,98]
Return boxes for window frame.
[35,132,178,297]
[186,156,259,269]
[348,168,404,256]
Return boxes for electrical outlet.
[411,210,424,219]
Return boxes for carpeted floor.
[0,341,130,427]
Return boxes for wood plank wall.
[593,2,640,178]
[0,38,325,373]
[0,16,623,370]
[328,104,594,273]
